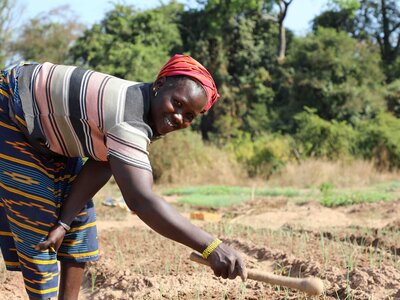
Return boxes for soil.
[1,197,399,299]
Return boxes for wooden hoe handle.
[190,252,324,296]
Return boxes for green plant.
[319,182,335,194]
[112,235,125,267]
[91,271,97,293]
[319,232,329,270]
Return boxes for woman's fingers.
[221,268,229,279]
[213,259,245,280]
[237,259,248,282]
[227,258,247,281]
[35,225,66,252]
[35,240,55,252]
[227,258,237,279]
[213,268,221,277]
[208,243,247,281]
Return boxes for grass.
[162,180,399,208]
[320,190,398,206]
[162,185,304,208]
[320,180,400,207]
[164,185,303,197]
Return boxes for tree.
[11,5,84,64]
[0,0,19,66]
[180,0,282,142]
[312,8,358,34]
[315,0,400,82]
[276,28,386,131]
[329,0,360,11]
[357,0,400,81]
[277,0,293,63]
[70,2,184,81]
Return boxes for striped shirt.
[15,62,153,172]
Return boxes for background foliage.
[5,0,400,181]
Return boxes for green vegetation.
[163,185,303,207]
[5,0,400,181]
[70,3,184,81]
[320,180,400,206]
[148,130,244,185]
[175,194,245,208]
[320,190,398,207]
[163,181,400,208]
[163,185,303,198]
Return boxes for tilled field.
[1,199,399,299]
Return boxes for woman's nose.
[172,113,184,126]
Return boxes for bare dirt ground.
[1,196,399,299]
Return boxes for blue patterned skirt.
[0,65,99,299]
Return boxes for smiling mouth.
[165,117,176,128]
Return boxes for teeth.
[165,118,174,127]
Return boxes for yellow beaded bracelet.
[202,238,222,259]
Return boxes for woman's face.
[150,77,208,135]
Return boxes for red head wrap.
[157,54,220,112]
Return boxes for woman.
[0,54,246,300]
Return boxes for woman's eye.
[174,99,182,107]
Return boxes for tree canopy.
[70,2,184,81]
[11,5,84,64]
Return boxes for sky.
[20,0,327,35]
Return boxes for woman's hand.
[207,243,247,281]
[35,224,67,252]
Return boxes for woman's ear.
[153,76,167,94]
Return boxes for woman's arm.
[59,159,112,225]
[109,156,246,280]
[36,159,112,251]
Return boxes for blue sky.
[20,0,327,35]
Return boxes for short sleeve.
[106,122,152,172]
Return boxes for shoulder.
[123,83,153,136]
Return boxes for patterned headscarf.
[157,54,220,112]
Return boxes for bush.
[385,79,400,117]
[355,112,400,170]
[294,108,357,159]
[149,130,244,185]
[228,132,294,179]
